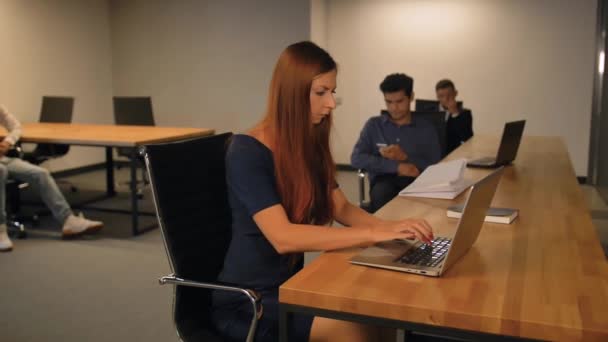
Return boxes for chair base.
[7,220,28,239]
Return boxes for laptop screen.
[495,120,526,165]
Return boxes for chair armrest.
[357,169,368,207]
[159,274,262,342]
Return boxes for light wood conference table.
[279,136,608,341]
[18,123,214,235]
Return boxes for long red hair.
[262,41,337,225]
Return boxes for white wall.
[321,0,596,175]
[0,0,113,170]
[109,0,311,134]
[311,0,328,48]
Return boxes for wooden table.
[279,136,608,341]
[19,123,214,235]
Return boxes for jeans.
[369,174,416,212]
[0,157,72,225]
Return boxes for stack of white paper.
[398,158,474,199]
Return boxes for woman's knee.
[310,317,384,342]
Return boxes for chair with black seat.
[22,96,76,192]
[143,132,261,342]
[6,178,30,239]
[113,96,155,197]
[412,110,447,157]
[415,98,462,112]
[5,146,37,238]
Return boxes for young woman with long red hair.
[211,41,434,342]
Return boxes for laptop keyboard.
[397,237,451,267]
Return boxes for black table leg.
[130,148,139,235]
[105,147,116,196]
[279,304,292,342]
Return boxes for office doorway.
[590,0,608,204]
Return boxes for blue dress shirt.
[351,112,441,185]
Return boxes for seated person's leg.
[395,175,416,190]
[369,175,401,212]
[6,158,102,236]
[310,317,395,342]
[212,289,312,342]
[7,158,71,223]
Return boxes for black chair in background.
[6,179,30,239]
[22,96,76,192]
[412,110,447,157]
[415,98,440,112]
[143,132,261,342]
[113,96,155,197]
[5,147,37,238]
[415,98,463,112]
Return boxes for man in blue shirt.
[351,73,441,212]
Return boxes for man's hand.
[0,141,11,157]
[397,163,420,177]
[380,144,408,161]
[446,98,459,115]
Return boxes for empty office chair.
[22,96,76,192]
[113,96,155,197]
[143,132,261,342]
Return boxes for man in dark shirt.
[351,73,441,212]
[435,79,473,154]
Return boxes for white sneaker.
[62,213,103,239]
[0,224,14,252]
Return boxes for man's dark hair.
[435,79,455,91]
[380,73,414,97]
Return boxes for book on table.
[447,204,519,224]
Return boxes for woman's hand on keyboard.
[371,219,434,244]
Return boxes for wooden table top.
[280,135,608,341]
[13,123,214,147]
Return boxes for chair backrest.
[113,96,155,126]
[415,99,440,112]
[144,132,232,339]
[113,97,155,158]
[415,98,463,112]
[33,96,74,158]
[412,110,447,157]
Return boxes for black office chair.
[5,147,38,238]
[22,96,76,192]
[6,179,30,239]
[415,99,440,112]
[412,111,447,157]
[356,110,447,210]
[143,132,261,342]
[415,99,463,112]
[113,96,155,197]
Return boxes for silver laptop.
[350,167,504,277]
[467,120,526,168]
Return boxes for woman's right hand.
[370,219,434,244]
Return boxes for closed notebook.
[447,204,518,224]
